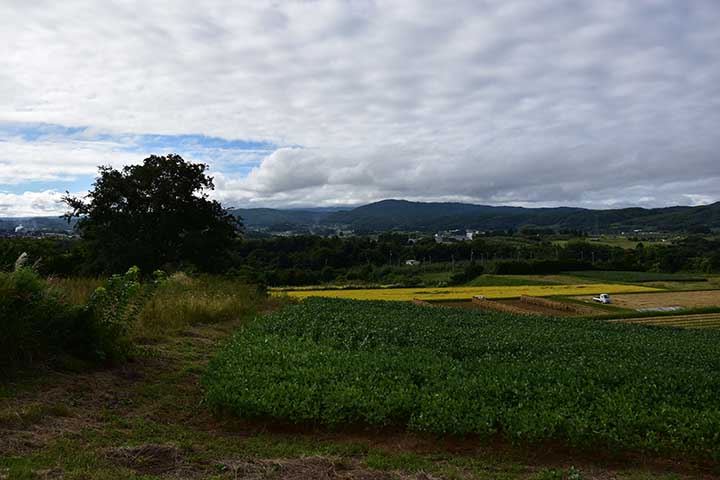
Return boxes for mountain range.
[3,199,719,235]
[231,199,720,234]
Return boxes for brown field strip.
[592,290,720,310]
[609,313,720,329]
[471,296,533,315]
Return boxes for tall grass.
[134,273,267,340]
[0,268,85,375]
[1,268,269,376]
[47,277,105,305]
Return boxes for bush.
[0,266,156,377]
[0,267,82,375]
[78,266,158,362]
[449,261,484,285]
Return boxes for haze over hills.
[231,199,720,234]
[4,200,720,235]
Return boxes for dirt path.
[1,319,718,479]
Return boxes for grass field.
[275,284,661,301]
[463,275,560,287]
[567,271,708,283]
[205,298,720,461]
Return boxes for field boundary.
[471,296,533,315]
[519,295,587,314]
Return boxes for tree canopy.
[63,154,240,273]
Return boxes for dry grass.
[47,276,104,305]
[133,274,268,340]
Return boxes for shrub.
[0,267,83,375]
[449,261,484,285]
[77,266,160,362]
[0,266,157,376]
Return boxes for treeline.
[3,233,720,286]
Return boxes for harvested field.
[438,296,604,317]
[499,299,578,316]
[609,313,720,330]
[471,296,533,315]
[579,290,720,310]
[277,284,661,302]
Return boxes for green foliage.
[568,270,707,283]
[449,261,484,285]
[80,266,160,361]
[0,267,81,375]
[63,154,240,273]
[205,298,720,459]
[491,260,593,275]
[0,266,159,376]
[464,274,558,287]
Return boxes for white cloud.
[1,0,719,214]
[0,190,68,217]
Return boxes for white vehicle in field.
[593,293,612,304]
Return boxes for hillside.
[6,200,720,235]
[322,200,720,232]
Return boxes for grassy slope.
[0,303,712,478]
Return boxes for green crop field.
[205,298,720,460]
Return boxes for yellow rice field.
[273,284,661,302]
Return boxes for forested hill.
[5,200,720,235]
[232,199,720,233]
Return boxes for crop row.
[204,298,720,459]
[610,313,720,329]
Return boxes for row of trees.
[2,155,719,284]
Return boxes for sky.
[1,0,719,216]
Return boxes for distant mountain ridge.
[4,200,719,235]
[231,199,720,233]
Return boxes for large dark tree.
[63,154,240,273]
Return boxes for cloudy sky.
[2,0,719,216]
